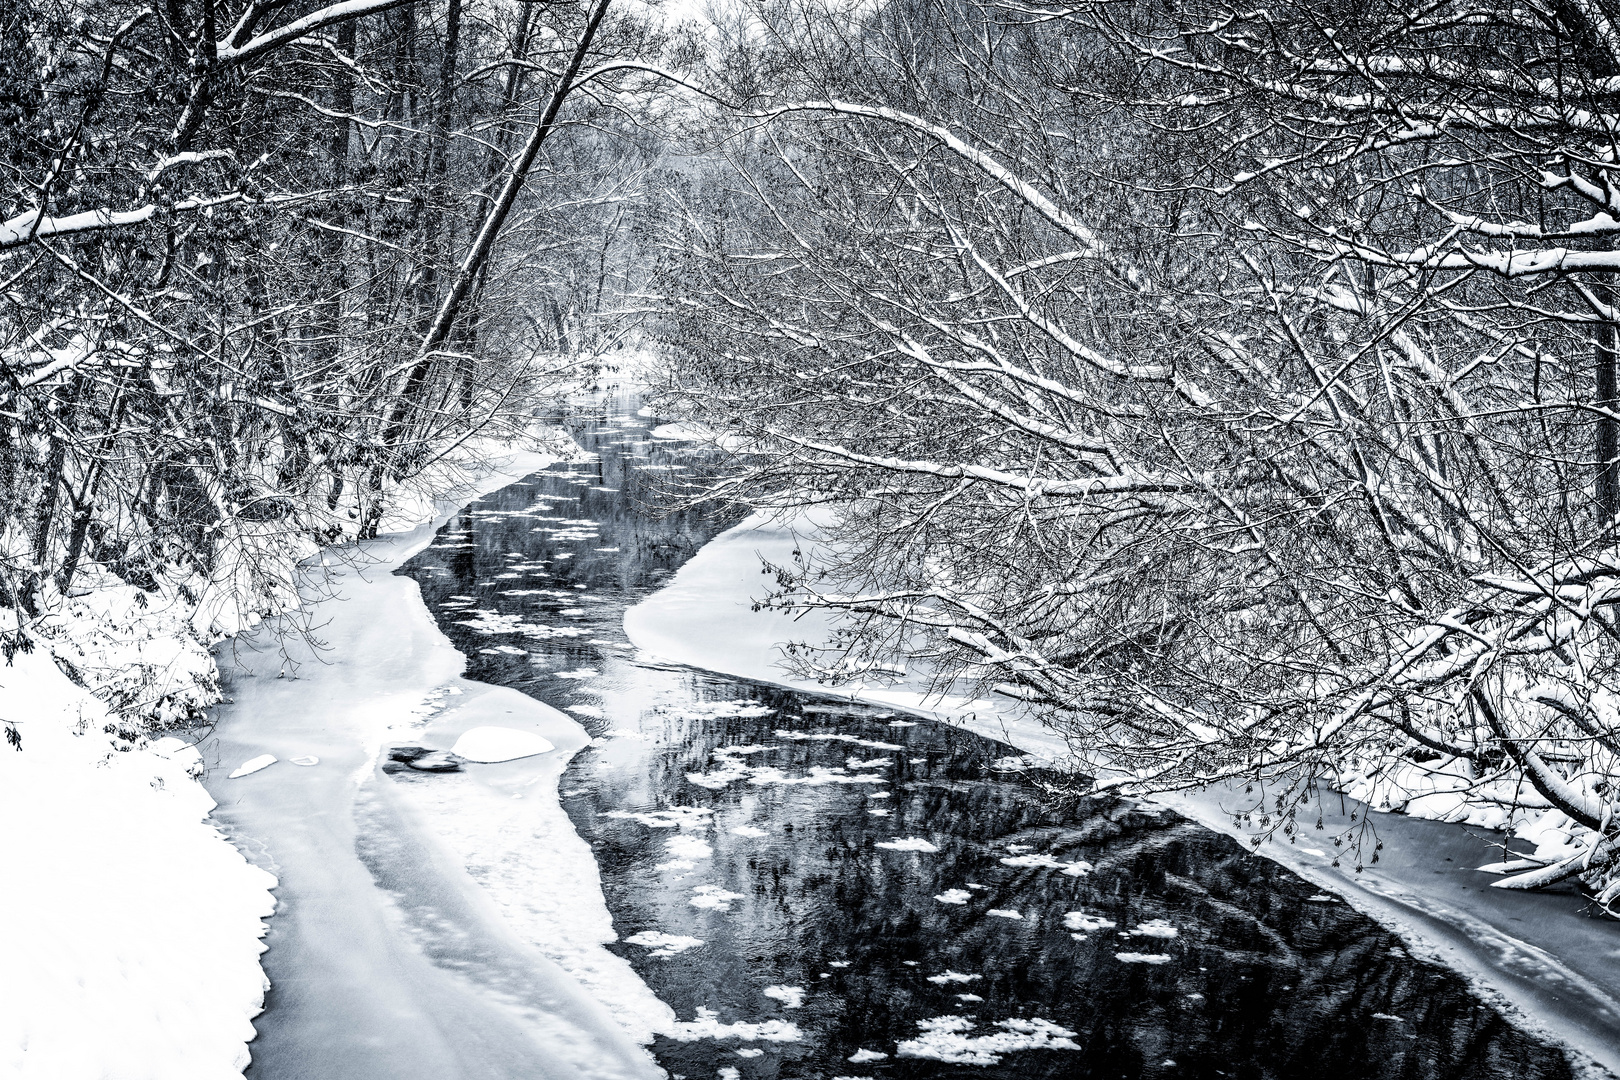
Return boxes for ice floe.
[603,806,713,828]
[1062,911,1116,937]
[763,985,805,1008]
[774,729,904,751]
[664,834,714,861]
[625,931,705,957]
[1124,919,1178,939]
[690,885,745,911]
[662,1007,801,1043]
[998,852,1093,875]
[896,1017,1080,1065]
[875,837,939,852]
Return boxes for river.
[386,392,1583,1080]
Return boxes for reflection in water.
[400,394,1576,1080]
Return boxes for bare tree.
[656,0,1620,899]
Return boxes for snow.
[624,932,705,957]
[926,971,980,984]
[228,753,278,778]
[762,985,805,1008]
[198,444,670,1077]
[664,834,715,860]
[999,852,1091,874]
[986,909,1023,920]
[875,837,939,852]
[690,885,745,911]
[662,1007,802,1042]
[622,510,1077,764]
[605,806,713,829]
[1125,919,1178,939]
[934,889,972,904]
[623,507,1620,1076]
[896,1016,1080,1065]
[1063,912,1116,933]
[0,645,276,1080]
[450,726,556,762]
[1115,953,1173,965]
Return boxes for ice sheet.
[202,449,665,1080]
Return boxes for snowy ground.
[623,509,1620,1078]
[0,625,276,1079]
[0,434,641,1080]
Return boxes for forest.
[8,0,1620,909]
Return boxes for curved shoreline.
[201,447,663,1080]
[622,508,1620,1078]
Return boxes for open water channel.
[383,392,1587,1080]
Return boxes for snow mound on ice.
[227,753,277,778]
[450,726,554,762]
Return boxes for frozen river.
[386,393,1585,1079]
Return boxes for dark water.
[399,393,1578,1080]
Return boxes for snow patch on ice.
[450,726,555,762]
[228,753,277,778]
[1124,919,1179,939]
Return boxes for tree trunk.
[1597,278,1619,524]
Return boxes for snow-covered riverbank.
[0,438,611,1080]
[623,509,1620,1078]
[198,445,670,1080]
[0,642,277,1080]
